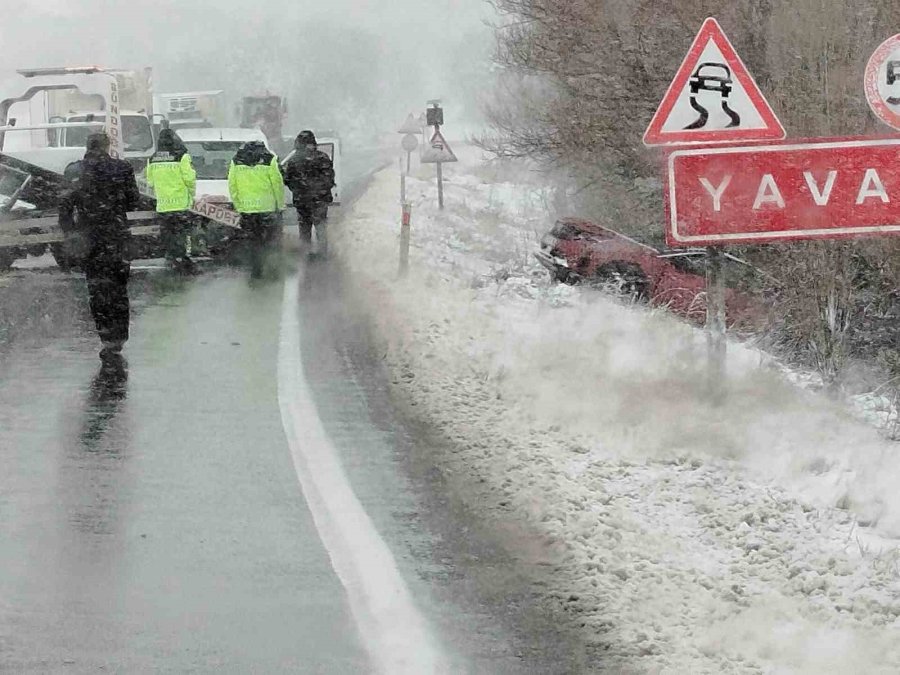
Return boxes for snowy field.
[332,146,900,673]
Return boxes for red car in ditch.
[535,218,762,328]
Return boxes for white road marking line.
[277,272,447,674]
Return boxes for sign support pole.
[399,202,412,277]
[436,161,444,210]
[706,246,727,398]
[400,158,406,203]
[399,157,411,277]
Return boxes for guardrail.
[0,211,159,247]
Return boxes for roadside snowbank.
[333,146,900,673]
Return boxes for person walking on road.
[59,132,141,358]
[227,140,285,276]
[145,128,197,273]
[281,130,334,256]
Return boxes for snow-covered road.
[333,146,900,673]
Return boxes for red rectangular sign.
[666,138,900,246]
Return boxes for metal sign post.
[706,246,727,397]
[430,101,444,210]
[399,202,412,277]
[398,156,411,276]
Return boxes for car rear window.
[184,141,244,180]
[551,222,583,240]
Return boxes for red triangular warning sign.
[643,18,785,147]
[421,129,457,163]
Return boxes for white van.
[177,127,273,202]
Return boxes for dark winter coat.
[281,148,335,205]
[58,161,86,234]
[63,150,141,257]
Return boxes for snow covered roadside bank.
[332,146,900,673]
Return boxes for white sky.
[8,0,497,133]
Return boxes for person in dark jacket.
[61,132,141,357]
[55,160,91,271]
[281,130,334,255]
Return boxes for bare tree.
[483,0,900,395]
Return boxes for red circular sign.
[865,34,900,130]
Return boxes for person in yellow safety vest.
[145,128,197,273]
[227,140,284,275]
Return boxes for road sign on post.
[401,133,418,173]
[643,18,785,146]
[398,113,422,134]
[421,101,456,210]
[426,105,444,128]
[420,129,457,163]
[864,34,900,131]
[665,137,900,247]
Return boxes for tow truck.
[0,67,245,270]
[0,66,161,269]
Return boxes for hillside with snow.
[333,146,900,673]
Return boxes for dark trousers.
[240,212,282,245]
[84,254,130,344]
[239,212,282,277]
[160,211,193,261]
[295,202,328,250]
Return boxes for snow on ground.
[332,145,900,673]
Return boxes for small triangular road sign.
[643,18,785,146]
[421,130,458,163]
[398,114,423,134]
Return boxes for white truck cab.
[0,66,157,174]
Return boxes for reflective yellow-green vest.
[145,152,196,213]
[228,157,285,214]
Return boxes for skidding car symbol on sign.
[643,18,785,146]
[684,63,740,130]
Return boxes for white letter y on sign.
[699,175,732,213]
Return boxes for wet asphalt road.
[0,266,370,672]
[0,156,589,673]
